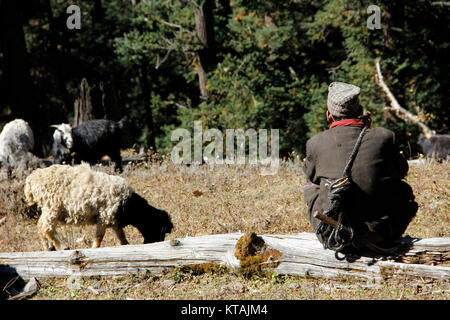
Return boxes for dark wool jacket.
[302,126,417,241]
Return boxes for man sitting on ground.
[302,82,418,254]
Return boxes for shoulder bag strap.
[342,126,368,178]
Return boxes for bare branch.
[188,0,202,10]
[374,58,435,138]
[431,1,450,7]
[326,50,353,75]
[154,16,195,36]
[167,100,190,110]
[155,49,173,69]
[161,36,175,48]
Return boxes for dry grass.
[0,153,448,300]
[406,159,450,239]
[32,272,449,300]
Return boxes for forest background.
[0,0,448,160]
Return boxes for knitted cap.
[327,82,361,118]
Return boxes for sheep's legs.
[37,214,66,251]
[39,232,55,251]
[93,224,106,248]
[113,225,129,245]
[36,219,53,251]
[43,230,67,251]
[93,224,128,248]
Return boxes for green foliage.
[0,0,448,158]
[300,0,449,156]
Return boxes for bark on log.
[0,233,448,283]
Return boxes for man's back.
[303,125,416,244]
[303,81,417,250]
[304,126,407,196]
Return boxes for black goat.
[418,133,450,160]
[52,117,129,171]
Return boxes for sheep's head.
[51,124,74,164]
[117,193,174,244]
[51,124,73,149]
[141,208,174,244]
[134,203,173,244]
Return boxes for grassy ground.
[0,152,448,300]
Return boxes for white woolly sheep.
[0,119,34,170]
[24,164,173,251]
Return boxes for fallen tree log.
[0,232,448,284]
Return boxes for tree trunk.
[382,1,405,51]
[0,0,44,156]
[73,79,94,127]
[92,0,105,24]
[218,0,231,16]
[98,82,121,120]
[140,64,156,151]
[0,0,32,119]
[195,53,210,100]
[44,0,67,101]
[194,0,217,100]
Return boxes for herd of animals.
[0,118,173,251]
[0,117,449,252]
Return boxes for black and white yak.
[52,117,129,171]
[418,133,450,160]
